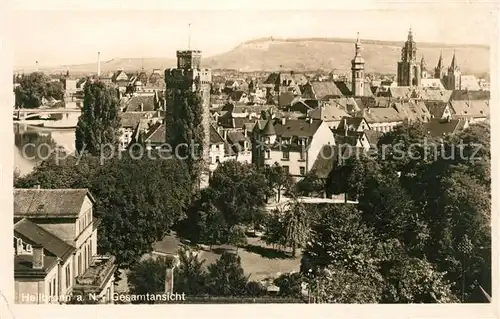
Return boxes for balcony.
[73,255,117,294]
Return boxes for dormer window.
[25,244,33,254]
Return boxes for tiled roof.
[227,131,248,144]
[273,119,323,138]
[449,100,489,118]
[337,117,365,131]
[124,95,156,112]
[308,104,350,122]
[15,218,76,259]
[333,81,352,96]
[310,81,344,99]
[424,118,465,137]
[363,107,404,124]
[261,119,276,136]
[423,101,449,118]
[364,130,384,145]
[210,125,225,145]
[229,91,246,101]
[14,189,93,218]
[449,90,490,101]
[417,88,452,101]
[393,100,431,122]
[327,97,360,113]
[120,111,158,128]
[144,122,166,144]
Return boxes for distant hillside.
[19,37,490,76]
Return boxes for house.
[392,100,432,123]
[460,75,481,91]
[361,107,404,132]
[300,81,345,100]
[449,90,490,101]
[14,188,116,304]
[449,100,489,123]
[225,80,240,91]
[228,91,249,104]
[209,125,226,172]
[122,95,162,112]
[334,117,373,150]
[308,104,351,129]
[252,118,335,179]
[119,111,162,150]
[224,130,252,164]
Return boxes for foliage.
[206,252,248,296]
[262,163,294,202]
[128,258,168,303]
[208,160,269,227]
[164,87,205,186]
[274,272,303,298]
[174,248,208,295]
[15,152,192,268]
[295,172,325,197]
[14,72,64,108]
[245,281,266,297]
[75,81,121,156]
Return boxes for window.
[265,137,270,144]
[299,151,305,160]
[282,166,289,174]
[65,265,71,289]
[215,156,220,163]
[25,244,32,253]
[53,278,57,297]
[265,150,270,159]
[282,150,290,160]
[216,144,220,150]
[300,167,306,176]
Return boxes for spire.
[450,50,458,70]
[408,27,413,41]
[436,51,443,69]
[355,32,362,56]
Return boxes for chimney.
[343,118,348,136]
[32,244,44,270]
[97,52,101,78]
[223,130,228,140]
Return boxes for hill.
[20,37,490,76]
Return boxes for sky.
[10,0,497,68]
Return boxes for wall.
[15,263,58,304]
[306,122,336,172]
[209,143,225,171]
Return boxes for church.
[396,29,467,90]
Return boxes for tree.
[274,272,303,298]
[174,248,208,295]
[14,72,64,108]
[227,225,247,253]
[128,258,168,303]
[75,81,121,156]
[165,87,205,187]
[262,163,294,202]
[206,252,248,296]
[283,198,311,257]
[295,172,326,197]
[15,152,192,268]
[208,160,269,227]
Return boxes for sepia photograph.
[3,0,497,313]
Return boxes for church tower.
[420,55,429,79]
[164,49,212,187]
[444,52,461,90]
[397,28,421,86]
[351,33,365,97]
[434,51,446,79]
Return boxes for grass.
[113,234,302,292]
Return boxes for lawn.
[113,233,301,292]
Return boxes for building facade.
[14,188,116,304]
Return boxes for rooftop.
[74,255,117,292]
[14,254,59,279]
[14,188,94,219]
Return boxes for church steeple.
[397,28,421,86]
[449,51,459,71]
[351,32,365,96]
[434,51,444,79]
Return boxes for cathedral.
[397,29,463,90]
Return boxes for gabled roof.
[449,100,489,118]
[424,101,449,118]
[143,122,165,144]
[424,118,465,137]
[364,130,384,146]
[261,119,276,136]
[210,126,225,145]
[273,119,323,138]
[308,105,350,122]
[229,90,246,101]
[278,92,295,107]
[310,145,337,178]
[310,81,344,99]
[449,90,490,101]
[460,75,481,91]
[336,116,366,131]
[120,111,158,128]
[363,107,404,124]
[14,188,94,218]
[124,95,156,112]
[15,218,76,259]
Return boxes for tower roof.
[261,119,276,136]
[449,51,459,71]
[436,51,443,69]
[351,33,365,65]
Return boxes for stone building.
[397,29,421,87]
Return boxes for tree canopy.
[14,72,64,108]
[75,81,121,156]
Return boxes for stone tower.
[165,50,212,187]
[351,33,365,97]
[444,52,461,90]
[421,55,429,79]
[397,29,421,87]
[434,51,446,79]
